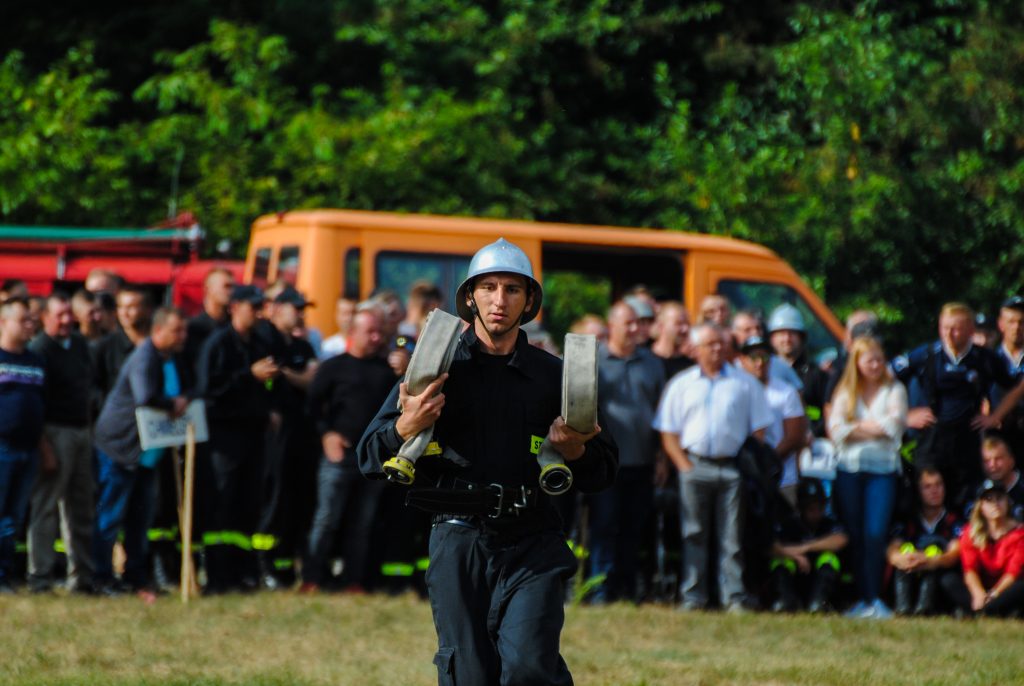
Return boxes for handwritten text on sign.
[136,400,209,450]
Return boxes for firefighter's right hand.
[251,357,280,382]
[395,374,448,440]
[323,431,348,463]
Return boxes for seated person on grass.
[887,468,963,616]
[948,479,1024,617]
[770,478,849,613]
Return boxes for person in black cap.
[195,283,281,592]
[769,478,848,613]
[254,286,319,588]
[949,479,1024,616]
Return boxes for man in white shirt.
[654,323,772,612]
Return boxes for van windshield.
[716,280,840,363]
[375,251,470,314]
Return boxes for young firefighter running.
[358,238,618,686]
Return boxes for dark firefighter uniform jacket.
[357,327,618,536]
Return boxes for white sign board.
[136,400,209,450]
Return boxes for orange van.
[246,209,843,357]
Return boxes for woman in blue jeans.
[827,336,908,618]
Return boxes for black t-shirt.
[661,354,695,381]
[0,347,46,449]
[28,333,92,428]
[308,353,397,469]
[185,310,229,371]
[277,335,317,421]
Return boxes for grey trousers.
[678,458,744,607]
[28,424,95,589]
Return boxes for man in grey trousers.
[654,322,771,612]
[27,293,96,593]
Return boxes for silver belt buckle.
[487,483,506,518]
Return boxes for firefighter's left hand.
[548,417,600,462]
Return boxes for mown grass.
[2,592,1022,685]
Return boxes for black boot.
[771,568,801,612]
[914,571,938,616]
[893,570,916,616]
[808,565,839,614]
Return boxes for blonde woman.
[954,480,1024,616]
[827,336,908,618]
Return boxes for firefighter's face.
[470,274,532,338]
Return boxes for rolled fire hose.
[382,309,463,485]
[536,333,598,495]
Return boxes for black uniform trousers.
[203,426,265,590]
[258,419,318,577]
[426,521,577,686]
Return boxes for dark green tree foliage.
[1,1,1021,348]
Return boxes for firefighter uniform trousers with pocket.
[426,520,577,686]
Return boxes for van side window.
[278,246,300,286]
[344,248,361,299]
[375,251,470,314]
[717,280,839,361]
[253,247,271,287]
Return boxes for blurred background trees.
[1,0,1021,347]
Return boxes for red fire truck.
[0,215,243,314]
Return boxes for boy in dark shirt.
[0,298,46,592]
[770,479,849,613]
[888,468,963,615]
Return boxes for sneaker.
[844,600,869,618]
[865,599,893,619]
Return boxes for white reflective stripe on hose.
[537,333,598,468]
[396,309,463,463]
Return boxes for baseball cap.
[623,295,654,320]
[1002,295,1024,311]
[797,478,827,507]
[229,284,266,306]
[976,478,1008,499]
[274,286,313,309]
[739,335,772,355]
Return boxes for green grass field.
[3,592,1023,686]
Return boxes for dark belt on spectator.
[688,452,736,462]
[405,476,544,519]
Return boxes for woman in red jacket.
[956,479,1024,616]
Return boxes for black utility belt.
[688,453,736,462]
[405,478,544,519]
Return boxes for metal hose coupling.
[382,309,463,485]
[537,333,598,495]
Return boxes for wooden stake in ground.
[180,422,198,603]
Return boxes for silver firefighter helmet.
[456,238,543,324]
[767,303,806,335]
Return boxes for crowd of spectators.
[2,271,1024,621]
